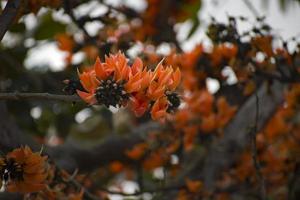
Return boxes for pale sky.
[181,0,300,50]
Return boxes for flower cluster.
[0,146,48,193]
[76,52,181,120]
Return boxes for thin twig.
[63,167,184,199]
[96,0,140,19]
[57,167,101,200]
[243,0,259,17]
[0,92,81,102]
[251,93,267,200]
[63,0,92,39]
[68,177,102,200]
[98,185,184,196]
[0,0,22,41]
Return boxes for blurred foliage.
[34,11,66,40]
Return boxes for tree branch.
[171,80,285,196]
[46,122,160,172]
[201,81,284,189]
[99,184,185,196]
[64,166,185,199]
[0,0,22,41]
[242,0,259,17]
[0,93,81,102]
[0,100,161,198]
[63,0,92,39]
[251,93,266,200]
[0,93,166,176]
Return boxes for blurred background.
[1,0,300,199]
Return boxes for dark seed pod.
[63,79,85,95]
[0,158,24,182]
[166,92,181,113]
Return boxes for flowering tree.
[0,0,300,199]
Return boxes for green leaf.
[187,16,200,39]
[34,11,66,40]
[10,22,26,33]
[182,0,202,19]
[182,0,202,39]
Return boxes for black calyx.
[63,79,85,95]
[166,91,181,113]
[95,77,128,107]
[0,158,23,182]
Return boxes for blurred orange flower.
[151,97,168,121]
[185,179,203,193]
[125,143,148,160]
[0,146,48,193]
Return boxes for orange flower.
[183,125,198,151]
[94,56,114,80]
[130,57,144,75]
[252,35,273,57]
[77,69,98,105]
[168,68,181,91]
[75,52,181,120]
[77,53,130,107]
[153,61,174,85]
[55,33,74,64]
[106,52,130,82]
[129,92,149,117]
[151,97,168,120]
[56,33,74,52]
[176,189,189,200]
[147,81,166,100]
[188,90,214,115]
[68,189,84,200]
[0,146,48,193]
[217,44,238,60]
[185,179,203,193]
[125,143,148,160]
[109,161,124,173]
[125,70,149,93]
[143,150,165,170]
[200,113,217,133]
[82,45,99,60]
[147,60,181,100]
[216,97,237,128]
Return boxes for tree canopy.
[0,0,300,200]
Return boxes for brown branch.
[58,168,101,200]
[250,93,266,200]
[46,121,160,172]
[171,80,285,197]
[255,69,300,83]
[0,0,22,41]
[288,162,300,200]
[0,102,40,153]
[0,100,158,199]
[0,95,160,172]
[0,92,81,102]
[201,81,284,189]
[95,0,140,19]
[63,166,184,199]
